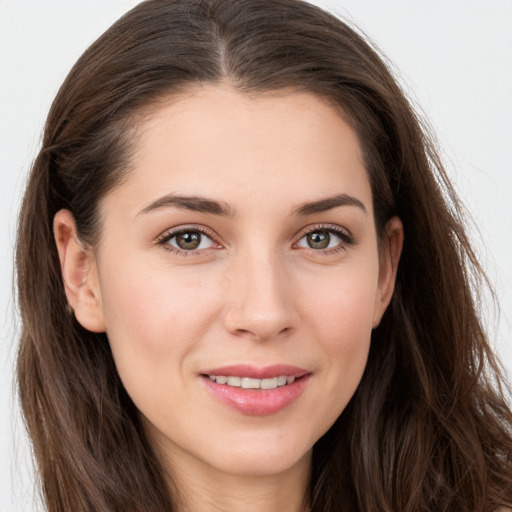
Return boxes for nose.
[222,249,299,341]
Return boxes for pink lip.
[200,364,311,416]
[201,364,309,379]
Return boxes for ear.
[53,209,106,333]
[372,216,404,328]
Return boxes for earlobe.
[372,216,404,328]
[53,209,106,333]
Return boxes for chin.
[204,428,315,477]
[215,446,312,478]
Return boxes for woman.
[15,0,512,510]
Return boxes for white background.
[1,1,511,510]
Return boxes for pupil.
[177,232,201,250]
[307,231,330,249]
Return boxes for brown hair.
[16,0,512,510]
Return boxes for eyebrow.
[138,194,235,217]
[137,192,366,218]
[293,193,367,216]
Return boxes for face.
[56,85,402,482]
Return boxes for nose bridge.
[223,241,297,340]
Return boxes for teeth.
[226,376,241,387]
[277,376,287,386]
[240,377,259,389]
[208,375,297,389]
[261,377,278,390]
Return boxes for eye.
[295,226,353,251]
[159,228,217,253]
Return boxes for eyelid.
[293,223,356,251]
[156,224,222,254]
[154,223,355,256]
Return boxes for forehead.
[104,84,373,219]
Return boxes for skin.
[54,84,403,512]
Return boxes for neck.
[164,450,311,512]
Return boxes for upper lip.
[201,364,309,379]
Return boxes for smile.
[207,375,296,389]
[201,365,310,415]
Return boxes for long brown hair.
[16,0,512,510]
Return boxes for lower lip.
[202,375,310,416]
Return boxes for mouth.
[200,365,311,415]
[205,375,297,389]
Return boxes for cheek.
[301,261,379,410]
[304,260,380,342]
[97,257,222,391]
[96,260,223,423]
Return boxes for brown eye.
[296,227,350,251]
[165,230,215,252]
[176,232,201,250]
[306,231,330,249]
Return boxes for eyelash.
[155,223,356,256]
[294,224,356,255]
[156,225,220,256]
